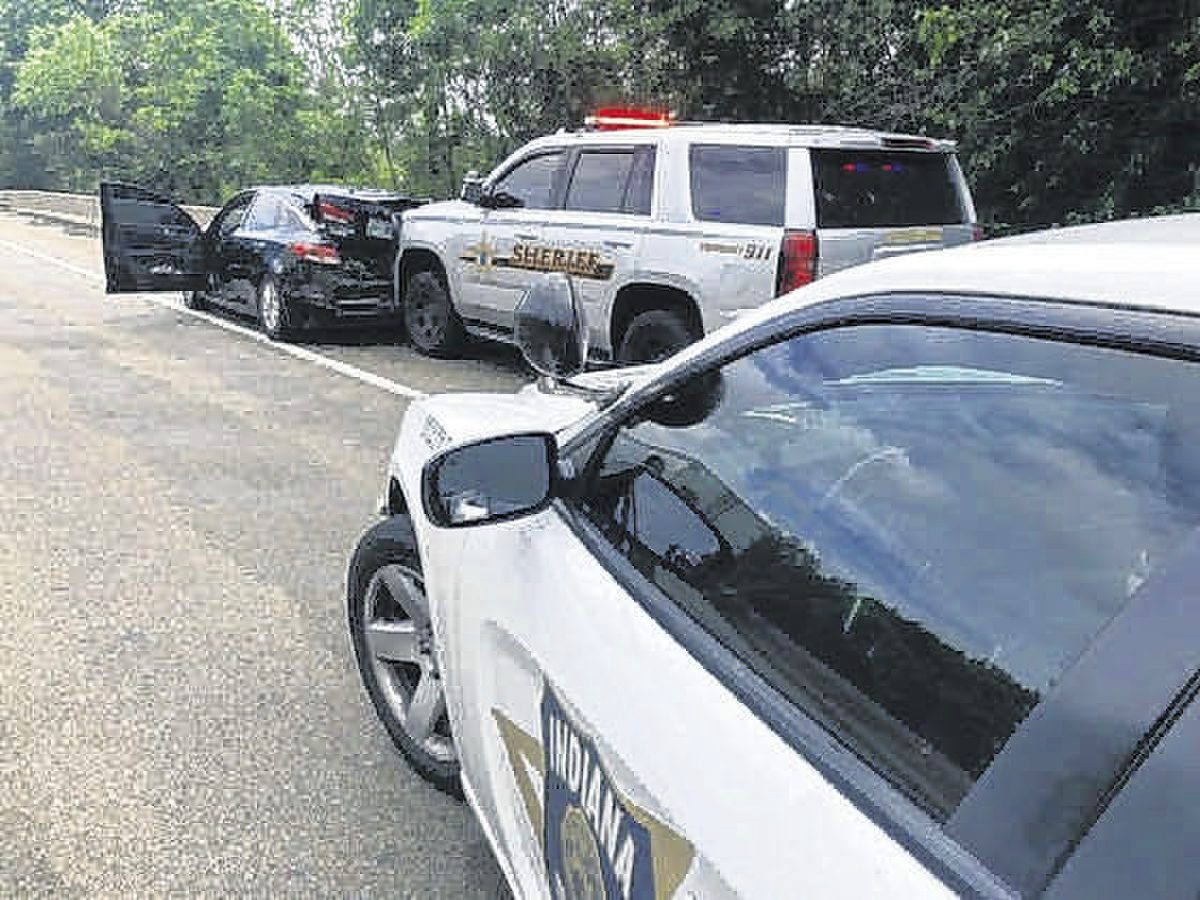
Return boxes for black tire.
[256,275,294,341]
[616,309,698,365]
[347,515,462,797]
[404,269,464,357]
[182,290,207,311]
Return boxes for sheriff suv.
[394,109,979,364]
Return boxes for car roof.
[253,184,404,202]
[990,213,1200,246]
[722,214,1200,341]
[524,123,956,152]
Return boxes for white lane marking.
[0,236,427,399]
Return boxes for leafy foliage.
[1,0,1196,226]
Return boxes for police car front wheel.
[348,515,462,797]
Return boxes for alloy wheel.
[361,563,455,763]
[260,280,282,333]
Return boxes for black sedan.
[100,182,422,340]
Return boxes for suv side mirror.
[460,171,484,204]
[514,273,588,379]
[422,433,557,528]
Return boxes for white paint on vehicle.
[0,236,427,400]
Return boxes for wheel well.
[398,249,446,300]
[610,284,702,353]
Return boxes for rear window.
[690,145,785,227]
[813,150,965,228]
[245,193,283,230]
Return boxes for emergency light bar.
[585,107,675,131]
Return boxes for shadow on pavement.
[197,302,531,378]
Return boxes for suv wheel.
[617,309,697,365]
[404,269,464,357]
[348,515,461,797]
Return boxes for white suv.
[395,115,979,364]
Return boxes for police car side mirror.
[515,273,587,380]
[642,369,726,428]
[422,433,557,528]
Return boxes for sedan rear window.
[813,149,965,228]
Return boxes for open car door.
[100,182,206,293]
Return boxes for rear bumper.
[288,270,397,319]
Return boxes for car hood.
[403,199,478,221]
[402,363,663,457]
[411,390,595,451]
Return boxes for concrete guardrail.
[0,189,218,234]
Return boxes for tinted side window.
[579,324,1200,821]
[565,151,634,213]
[812,150,965,228]
[690,145,785,226]
[494,152,566,210]
[212,194,253,237]
[110,198,195,230]
[623,147,655,215]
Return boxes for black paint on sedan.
[100,182,423,340]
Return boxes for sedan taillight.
[776,229,817,296]
[290,241,341,265]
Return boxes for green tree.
[913,0,1200,229]
[0,0,114,187]
[12,0,361,201]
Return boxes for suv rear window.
[690,145,786,227]
[813,150,964,228]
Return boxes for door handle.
[515,232,539,241]
[603,239,633,250]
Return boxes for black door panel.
[202,192,256,308]
[100,182,206,293]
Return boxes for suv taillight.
[290,241,341,265]
[972,224,985,241]
[776,230,817,296]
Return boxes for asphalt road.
[0,212,526,896]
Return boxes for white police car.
[393,108,978,364]
[348,215,1200,898]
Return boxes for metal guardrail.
[0,189,218,231]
